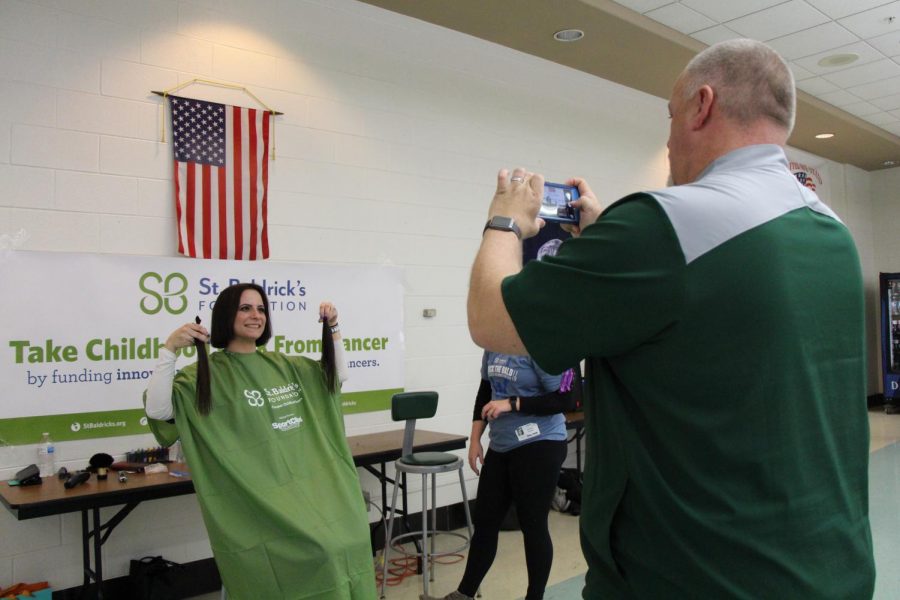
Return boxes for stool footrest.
[388,530,471,559]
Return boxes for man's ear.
[690,84,715,130]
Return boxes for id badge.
[515,422,540,442]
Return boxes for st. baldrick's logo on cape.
[789,161,823,192]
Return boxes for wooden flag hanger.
[152,78,281,157]
[151,78,283,115]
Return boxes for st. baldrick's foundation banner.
[0,250,403,445]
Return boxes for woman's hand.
[481,398,513,421]
[164,322,209,353]
[319,301,339,327]
[468,437,484,475]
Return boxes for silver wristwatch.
[483,216,522,240]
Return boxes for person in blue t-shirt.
[422,352,576,600]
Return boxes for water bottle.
[38,432,55,477]
[171,440,184,464]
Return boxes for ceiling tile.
[838,1,900,39]
[726,0,831,41]
[805,0,898,20]
[867,30,900,58]
[793,41,885,75]
[691,25,742,46]
[842,100,884,116]
[797,76,840,94]
[889,107,900,119]
[680,0,784,23]
[848,73,900,99]
[823,57,900,87]
[609,0,674,14]
[819,88,865,106]
[882,121,900,136]
[869,92,900,110]
[645,3,716,34]
[790,63,817,80]
[863,111,900,125]
[767,22,859,60]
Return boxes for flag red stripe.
[202,164,212,259]
[261,112,270,259]
[218,167,227,260]
[174,160,185,256]
[232,107,243,260]
[185,161,197,259]
[248,109,259,261]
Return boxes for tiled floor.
[193,408,900,600]
[375,507,585,600]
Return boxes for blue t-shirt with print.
[481,351,567,452]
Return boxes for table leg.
[379,461,387,513]
[576,426,582,475]
[92,507,103,599]
[79,508,103,599]
[81,511,90,592]
[78,502,140,598]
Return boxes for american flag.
[169,95,270,260]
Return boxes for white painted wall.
[0,0,885,591]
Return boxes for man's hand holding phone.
[561,177,603,237]
[487,168,602,240]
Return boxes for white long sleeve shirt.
[145,344,351,421]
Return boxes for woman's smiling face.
[229,288,267,351]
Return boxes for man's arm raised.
[467,168,543,355]
[468,228,526,354]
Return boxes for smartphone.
[541,182,580,224]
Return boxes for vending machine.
[879,272,900,412]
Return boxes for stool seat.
[399,452,460,467]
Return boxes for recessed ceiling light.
[553,29,584,42]
[815,133,835,139]
[817,53,860,68]
[884,160,898,167]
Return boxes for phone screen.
[541,183,579,223]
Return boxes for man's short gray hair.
[682,39,795,134]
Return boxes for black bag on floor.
[557,468,582,516]
[129,555,184,600]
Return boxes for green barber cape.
[145,349,376,600]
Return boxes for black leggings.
[458,439,568,600]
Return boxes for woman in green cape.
[144,282,376,599]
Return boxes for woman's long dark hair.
[194,316,211,415]
[321,319,336,394]
[195,283,273,415]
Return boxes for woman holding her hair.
[144,282,376,600]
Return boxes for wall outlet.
[362,490,372,509]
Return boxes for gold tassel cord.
[151,79,283,156]
[152,78,282,114]
[159,101,165,143]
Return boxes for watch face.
[484,216,521,239]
